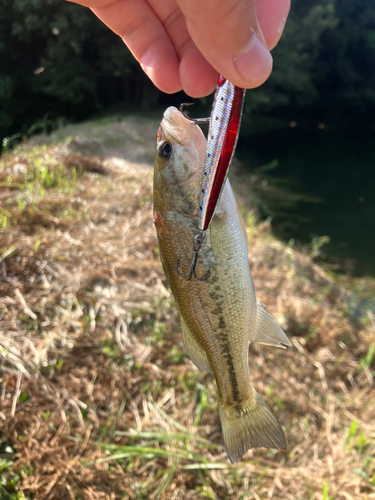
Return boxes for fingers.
[91,0,217,97]
[147,0,218,97]
[256,0,290,50]
[176,0,289,90]
[67,0,290,96]
[178,42,218,97]
[74,0,182,93]
[66,0,117,6]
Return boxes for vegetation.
[0,116,374,499]
[1,0,374,497]
[0,0,148,143]
[1,0,375,144]
[246,0,375,125]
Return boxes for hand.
[67,0,290,97]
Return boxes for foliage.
[1,0,375,143]
[244,0,375,126]
[0,444,30,499]
[0,0,144,141]
[246,0,337,112]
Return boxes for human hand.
[67,0,290,97]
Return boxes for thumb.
[176,0,273,89]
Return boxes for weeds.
[362,342,375,367]
[310,235,331,260]
[322,480,334,500]
[0,117,374,499]
[0,145,87,232]
[0,448,29,500]
[2,113,67,152]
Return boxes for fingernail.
[234,34,273,83]
[140,55,155,81]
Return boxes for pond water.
[237,127,375,276]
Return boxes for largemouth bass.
[153,106,291,464]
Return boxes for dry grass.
[0,116,374,500]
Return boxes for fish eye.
[158,141,172,159]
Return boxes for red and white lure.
[176,75,246,281]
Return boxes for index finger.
[67,0,182,94]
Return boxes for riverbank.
[0,114,374,500]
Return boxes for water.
[237,127,375,275]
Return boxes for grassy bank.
[0,115,374,500]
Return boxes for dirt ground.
[0,114,374,500]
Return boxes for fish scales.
[153,106,290,463]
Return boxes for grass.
[0,144,88,233]
[0,115,375,499]
[0,442,31,500]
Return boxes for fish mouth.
[159,106,197,145]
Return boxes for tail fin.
[219,391,286,464]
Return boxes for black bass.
[153,106,291,464]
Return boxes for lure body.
[198,77,246,231]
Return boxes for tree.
[243,0,375,128]
[0,0,147,140]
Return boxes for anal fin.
[253,301,291,349]
[180,316,212,372]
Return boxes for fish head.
[154,106,207,189]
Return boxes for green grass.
[1,113,375,500]
[0,445,31,500]
[68,405,229,499]
[0,144,88,232]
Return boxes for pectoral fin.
[252,301,291,349]
[180,316,211,372]
[239,211,249,249]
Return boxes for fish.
[153,106,291,464]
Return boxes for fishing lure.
[199,76,246,232]
[177,76,246,280]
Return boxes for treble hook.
[176,232,211,281]
[179,103,210,125]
